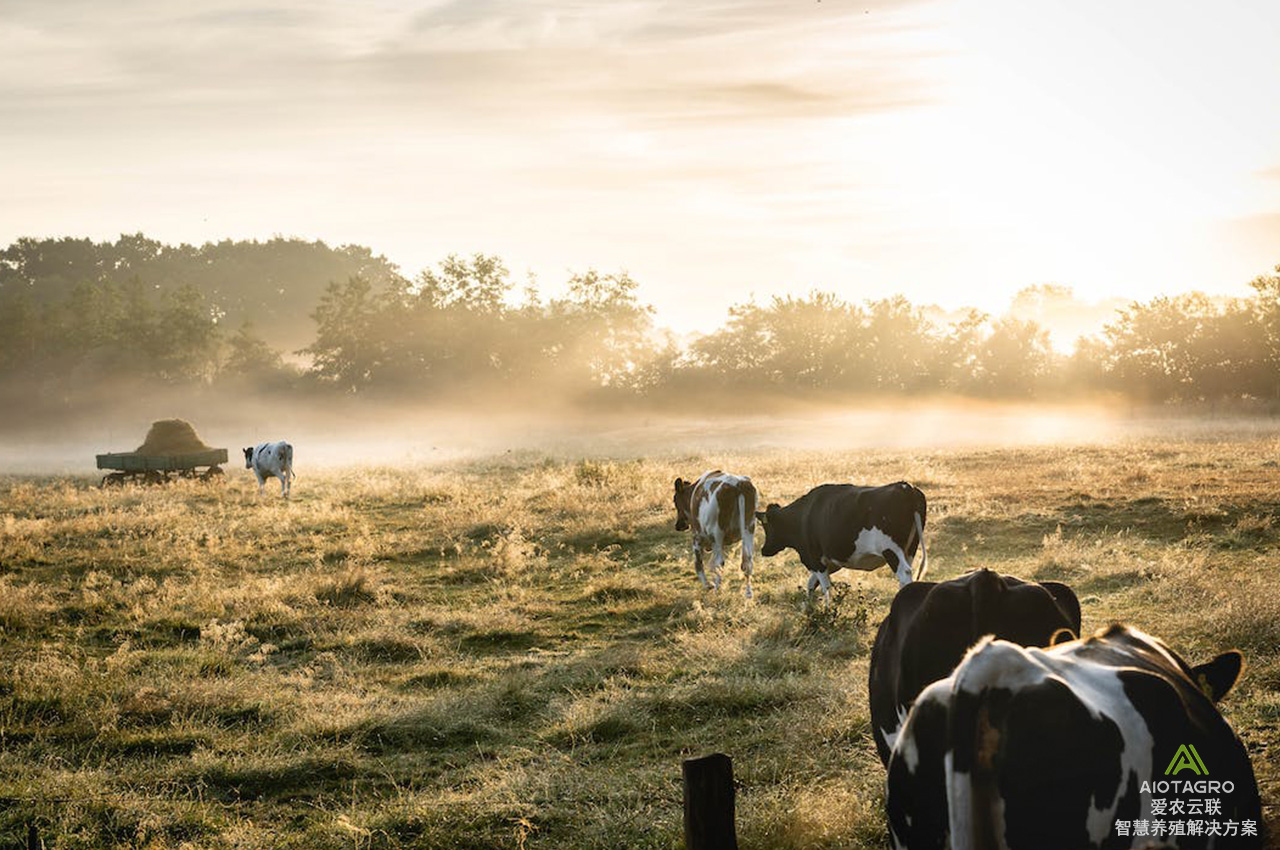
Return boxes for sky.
[4,0,1280,333]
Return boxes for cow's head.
[673,477,695,531]
[755,504,788,556]
[242,447,254,468]
[1105,624,1246,703]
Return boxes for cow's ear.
[674,477,684,491]
[754,510,767,525]
[1191,650,1244,702]
[1039,581,1083,635]
[1049,627,1077,646]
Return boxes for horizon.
[4,0,1279,335]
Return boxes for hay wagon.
[96,449,228,486]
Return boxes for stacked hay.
[135,419,214,455]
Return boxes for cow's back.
[254,440,291,473]
[799,484,870,552]
[888,630,1263,850]
[870,569,1081,765]
[691,471,756,543]
[804,482,920,557]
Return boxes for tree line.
[2,234,1279,408]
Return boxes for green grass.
[2,437,1279,848]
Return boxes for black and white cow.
[243,441,294,497]
[868,568,1081,766]
[755,481,927,596]
[886,624,1261,850]
[673,471,758,598]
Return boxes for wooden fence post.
[682,753,738,850]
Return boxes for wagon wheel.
[201,466,225,482]
[102,472,127,488]
[144,470,167,486]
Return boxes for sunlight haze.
[4,0,1279,331]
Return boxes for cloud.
[1225,213,1280,263]
[0,0,940,332]
[0,0,934,136]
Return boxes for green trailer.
[96,449,228,486]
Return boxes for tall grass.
[1,437,1278,847]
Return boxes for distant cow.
[244,441,294,497]
[755,481,927,597]
[673,471,758,599]
[886,624,1261,850]
[868,569,1081,766]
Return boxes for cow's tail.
[912,510,928,581]
[739,492,754,562]
[946,639,1017,850]
[947,695,1007,850]
[969,568,1004,640]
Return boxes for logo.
[1164,744,1208,776]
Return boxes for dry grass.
[134,418,215,454]
[2,433,1279,848]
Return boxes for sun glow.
[2,1,1278,330]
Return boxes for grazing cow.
[243,441,294,497]
[886,624,1261,850]
[673,471,758,599]
[755,481,927,596]
[868,569,1081,766]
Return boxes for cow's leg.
[255,471,266,495]
[692,542,709,589]
[816,571,833,603]
[806,571,821,597]
[279,472,288,498]
[710,532,724,592]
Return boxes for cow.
[755,481,927,597]
[886,624,1262,850]
[673,471,758,599]
[868,568,1081,766]
[243,441,294,497]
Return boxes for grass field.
[2,434,1280,849]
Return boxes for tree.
[550,270,654,387]
[0,234,405,352]
[690,300,772,383]
[1102,295,1208,402]
[1249,265,1280,397]
[973,317,1054,397]
[863,296,934,392]
[303,276,384,391]
[1099,293,1270,402]
[930,309,988,392]
[415,253,511,314]
[223,322,287,380]
[151,284,222,382]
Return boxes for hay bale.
[135,419,214,455]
